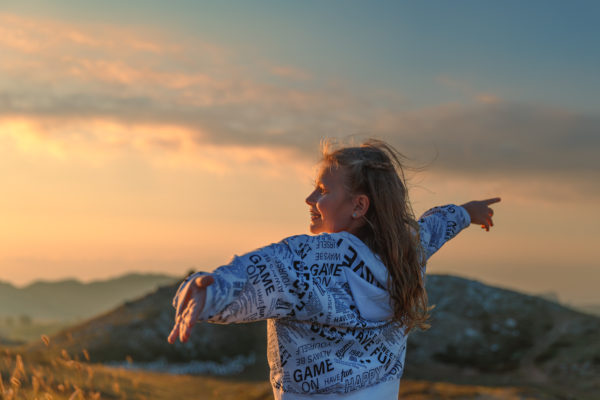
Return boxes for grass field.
[0,345,565,400]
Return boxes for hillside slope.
[28,274,600,395]
[27,282,269,378]
[406,275,600,396]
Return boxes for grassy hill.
[0,347,558,400]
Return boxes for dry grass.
[1,341,273,400]
[0,338,571,400]
[398,380,554,400]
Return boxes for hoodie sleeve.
[177,234,366,325]
[418,204,471,260]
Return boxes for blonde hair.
[321,139,429,331]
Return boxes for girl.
[168,139,500,399]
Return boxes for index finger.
[482,197,501,205]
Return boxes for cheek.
[316,197,330,215]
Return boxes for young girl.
[168,139,500,399]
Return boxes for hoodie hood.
[338,232,394,321]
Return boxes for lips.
[309,209,321,221]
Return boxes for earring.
[352,213,357,218]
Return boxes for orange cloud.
[0,12,179,55]
[436,75,503,104]
[270,65,312,81]
[475,94,501,104]
[0,116,312,179]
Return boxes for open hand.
[460,197,501,232]
[167,274,215,344]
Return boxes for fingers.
[175,280,195,317]
[483,197,501,205]
[478,198,499,232]
[175,274,212,317]
[167,322,180,344]
[179,297,200,343]
[169,274,213,344]
[480,215,494,231]
[168,297,200,344]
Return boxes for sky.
[1,1,599,305]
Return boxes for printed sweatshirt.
[172,205,471,399]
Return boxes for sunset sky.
[1,1,598,306]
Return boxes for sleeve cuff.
[458,205,471,227]
[198,277,216,321]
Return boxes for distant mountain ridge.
[0,273,179,320]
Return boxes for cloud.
[0,116,312,179]
[436,75,502,105]
[1,12,598,194]
[0,12,181,55]
[374,102,600,175]
[270,66,312,81]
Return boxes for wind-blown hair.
[321,139,429,331]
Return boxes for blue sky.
[6,0,598,110]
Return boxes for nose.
[305,189,318,205]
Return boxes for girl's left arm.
[418,204,470,259]
[418,197,500,260]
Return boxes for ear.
[352,194,370,218]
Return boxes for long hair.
[321,139,429,331]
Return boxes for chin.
[309,224,322,234]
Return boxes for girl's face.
[305,165,357,234]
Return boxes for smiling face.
[305,164,365,235]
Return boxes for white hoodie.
[173,205,470,399]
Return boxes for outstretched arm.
[418,198,500,260]
[167,233,391,344]
[418,204,471,259]
[460,197,501,232]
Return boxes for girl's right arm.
[168,234,366,343]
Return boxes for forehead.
[316,163,347,184]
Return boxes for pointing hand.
[460,197,501,232]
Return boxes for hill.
[406,275,600,397]
[0,273,178,321]
[576,303,600,317]
[25,274,600,397]
[26,282,269,379]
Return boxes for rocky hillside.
[406,275,600,397]
[26,274,600,395]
